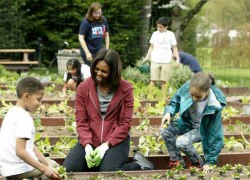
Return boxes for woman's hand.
[202,164,212,173]
[161,113,171,127]
[86,52,93,61]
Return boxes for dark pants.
[63,136,141,172]
[81,54,91,66]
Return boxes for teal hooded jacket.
[163,81,226,165]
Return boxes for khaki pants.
[5,159,59,180]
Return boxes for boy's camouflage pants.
[161,121,203,165]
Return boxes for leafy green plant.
[222,106,239,121]
[136,114,151,131]
[224,137,244,151]
[151,173,162,179]
[166,170,174,179]
[197,171,205,180]
[241,97,249,104]
[234,164,244,173]
[178,175,187,180]
[189,166,199,176]
[56,166,68,179]
[36,137,53,157]
[218,166,227,177]
[233,172,241,180]
[137,135,164,156]
[169,63,192,89]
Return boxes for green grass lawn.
[203,67,250,87]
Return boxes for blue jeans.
[161,121,203,165]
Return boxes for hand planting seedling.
[56,166,68,179]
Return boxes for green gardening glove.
[92,143,109,167]
[85,144,95,168]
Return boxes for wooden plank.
[0,61,39,65]
[0,49,35,53]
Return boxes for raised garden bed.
[50,152,250,170]
[220,86,250,96]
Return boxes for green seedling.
[197,171,205,180]
[56,166,68,179]
[189,166,199,176]
[166,170,174,179]
[233,172,241,180]
[218,166,227,177]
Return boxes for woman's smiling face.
[94,60,110,85]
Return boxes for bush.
[169,64,192,89]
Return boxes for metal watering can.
[136,60,150,74]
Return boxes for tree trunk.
[171,0,208,50]
[140,0,152,56]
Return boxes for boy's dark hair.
[91,48,122,89]
[190,72,215,92]
[16,77,44,98]
[86,2,103,22]
[156,17,170,27]
[66,58,82,87]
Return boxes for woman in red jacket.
[63,48,154,172]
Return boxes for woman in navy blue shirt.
[79,2,110,66]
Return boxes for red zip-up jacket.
[75,77,134,148]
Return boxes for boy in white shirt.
[144,16,180,90]
[0,77,59,179]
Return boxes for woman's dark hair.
[85,2,103,22]
[91,48,122,89]
[16,77,44,98]
[66,58,82,87]
[156,17,170,27]
[190,72,215,92]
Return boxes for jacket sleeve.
[204,110,224,165]
[75,83,93,147]
[163,88,181,117]
[107,89,134,146]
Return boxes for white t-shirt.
[150,30,177,63]
[63,64,91,82]
[0,106,37,177]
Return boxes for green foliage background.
[0,0,147,66]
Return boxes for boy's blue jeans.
[161,121,203,166]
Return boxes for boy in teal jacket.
[160,72,226,173]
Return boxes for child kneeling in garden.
[160,72,226,173]
[0,77,59,179]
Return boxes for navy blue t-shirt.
[79,16,109,56]
[179,51,202,73]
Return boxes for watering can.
[136,60,150,74]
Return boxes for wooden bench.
[0,61,39,71]
[0,49,36,61]
[0,49,39,72]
